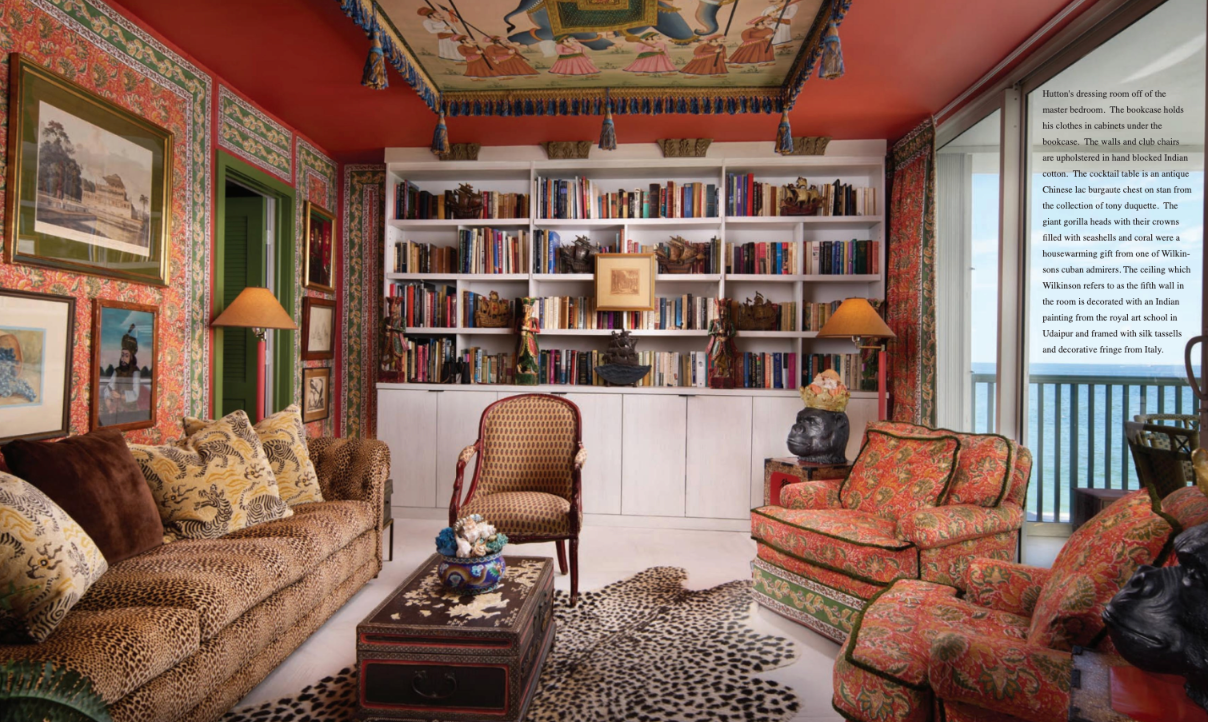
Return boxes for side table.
[763,457,852,507]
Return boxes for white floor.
[235,518,1066,720]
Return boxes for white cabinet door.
[376,389,439,508]
[686,396,753,519]
[621,395,687,517]
[564,392,622,515]
[436,390,499,511]
[750,396,805,507]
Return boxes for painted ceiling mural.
[339,0,851,115]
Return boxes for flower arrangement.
[435,514,508,560]
[799,369,850,412]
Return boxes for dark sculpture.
[450,183,484,220]
[558,236,595,274]
[1104,522,1208,711]
[786,407,850,464]
[594,329,650,386]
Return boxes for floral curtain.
[886,118,938,426]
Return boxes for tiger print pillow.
[0,471,108,643]
[183,405,324,506]
[130,410,292,543]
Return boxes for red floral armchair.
[751,421,1031,641]
[832,484,1208,722]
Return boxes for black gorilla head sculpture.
[1104,522,1208,710]
[786,407,849,465]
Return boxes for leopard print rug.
[224,567,801,722]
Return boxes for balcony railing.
[971,372,1200,522]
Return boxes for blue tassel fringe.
[431,109,450,156]
[775,110,793,155]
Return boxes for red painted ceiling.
[113,0,1084,162]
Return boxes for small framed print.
[90,299,157,432]
[0,289,74,444]
[301,296,336,361]
[304,201,336,293]
[594,253,656,311]
[302,366,331,423]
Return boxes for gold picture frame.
[303,201,336,293]
[594,253,656,312]
[302,366,331,423]
[5,54,174,286]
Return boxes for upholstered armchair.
[832,484,1208,722]
[450,394,586,604]
[751,420,1031,641]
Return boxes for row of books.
[725,174,876,217]
[727,242,799,275]
[384,283,456,329]
[803,352,879,392]
[802,300,844,332]
[380,337,457,383]
[535,177,719,220]
[391,241,457,274]
[804,240,880,275]
[531,230,621,274]
[738,352,797,390]
[457,228,527,275]
[394,181,528,220]
[531,295,719,332]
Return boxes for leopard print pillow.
[130,410,292,543]
[0,471,108,643]
[184,405,323,506]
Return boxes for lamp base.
[256,336,265,424]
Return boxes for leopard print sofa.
[0,437,390,722]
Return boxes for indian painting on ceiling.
[337,0,852,117]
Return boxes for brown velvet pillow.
[4,428,163,563]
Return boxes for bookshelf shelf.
[404,327,458,335]
[532,273,592,282]
[726,274,806,283]
[658,274,722,282]
[801,274,882,282]
[725,215,882,228]
[736,331,801,339]
[458,328,514,335]
[389,218,531,229]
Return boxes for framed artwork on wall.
[0,289,74,444]
[301,296,336,361]
[304,201,336,293]
[4,54,173,286]
[594,253,656,311]
[90,299,157,432]
[302,366,331,423]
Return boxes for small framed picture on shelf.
[594,253,656,312]
[302,366,331,423]
[0,289,75,444]
[304,201,336,293]
[91,299,158,432]
[301,296,336,361]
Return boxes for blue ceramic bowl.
[438,552,506,595]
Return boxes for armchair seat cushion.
[751,507,918,585]
[461,491,577,538]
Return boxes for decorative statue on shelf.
[735,292,778,331]
[780,177,823,216]
[557,235,596,274]
[450,182,484,220]
[655,236,701,274]
[787,370,851,464]
[594,329,651,386]
[516,297,540,385]
[706,300,738,389]
[1104,521,1208,711]
[381,298,407,380]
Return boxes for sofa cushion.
[129,410,291,543]
[869,421,1014,507]
[751,506,918,585]
[0,472,108,644]
[840,430,960,521]
[4,428,163,563]
[221,500,376,569]
[1027,489,1176,651]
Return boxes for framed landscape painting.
[90,299,157,432]
[0,289,74,444]
[302,366,331,423]
[5,55,173,286]
[302,296,336,361]
[594,253,656,311]
[304,201,336,293]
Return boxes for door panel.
[220,196,265,418]
[750,396,805,507]
[377,389,439,508]
[621,395,686,517]
[564,392,622,515]
[436,391,499,511]
[687,396,753,519]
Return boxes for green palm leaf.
[0,660,111,722]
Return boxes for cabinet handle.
[428,389,444,393]
[412,670,458,700]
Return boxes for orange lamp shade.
[211,287,297,330]
[816,297,895,340]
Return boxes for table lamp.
[817,297,895,420]
[211,287,297,422]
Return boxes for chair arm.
[449,442,479,526]
[928,631,1072,722]
[897,503,1024,549]
[779,479,843,510]
[574,445,587,472]
[306,437,390,530]
[962,558,1050,617]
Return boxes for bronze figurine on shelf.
[557,235,596,274]
[706,300,738,389]
[474,291,513,328]
[381,298,407,382]
[594,329,651,386]
[655,236,701,274]
[735,292,778,331]
[780,177,823,216]
[450,182,484,219]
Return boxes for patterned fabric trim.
[340,165,386,438]
[217,85,292,181]
[752,559,858,643]
[757,542,885,600]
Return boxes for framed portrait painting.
[5,55,173,286]
[302,366,331,423]
[302,296,336,361]
[594,253,656,311]
[90,300,157,432]
[304,201,336,293]
[0,289,74,444]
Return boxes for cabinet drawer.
[361,660,508,711]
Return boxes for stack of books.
[391,241,458,274]
[457,228,528,274]
[727,242,797,275]
[395,181,528,220]
[725,175,876,217]
[738,352,796,389]
[384,282,456,328]
[530,295,718,331]
[460,348,515,385]
[803,240,880,275]
[536,177,719,219]
[803,352,879,392]
[803,300,843,332]
[385,337,456,383]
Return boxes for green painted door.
[221,196,266,417]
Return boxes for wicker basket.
[474,291,513,328]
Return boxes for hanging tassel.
[361,29,389,89]
[775,109,793,156]
[431,107,450,156]
[598,90,616,151]
[819,19,845,80]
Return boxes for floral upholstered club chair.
[751,421,1031,641]
[832,483,1208,722]
[449,394,586,604]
